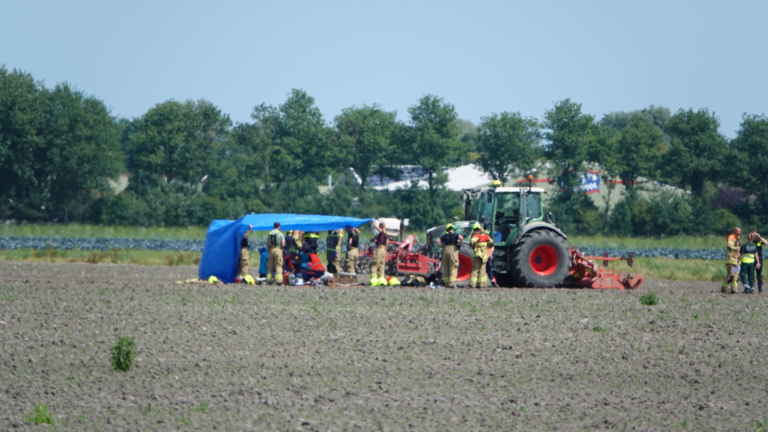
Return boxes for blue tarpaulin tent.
[198,213,371,283]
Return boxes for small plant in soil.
[26,401,55,425]
[111,336,137,372]
[640,291,659,306]
[592,326,606,333]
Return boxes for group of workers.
[236,221,365,285]
[723,227,766,294]
[235,218,503,288]
[236,218,499,288]
[436,222,497,288]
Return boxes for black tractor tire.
[510,229,570,288]
[455,243,474,288]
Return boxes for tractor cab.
[473,186,548,248]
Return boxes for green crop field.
[568,234,724,250]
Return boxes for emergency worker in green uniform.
[722,227,741,294]
[740,233,759,294]
[436,224,463,288]
[267,222,286,284]
[749,231,767,293]
[326,229,343,279]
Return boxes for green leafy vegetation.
[640,292,659,306]
[111,336,137,372]
[26,401,55,425]
[592,326,606,333]
[193,402,210,413]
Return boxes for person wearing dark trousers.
[486,255,499,287]
[750,231,768,293]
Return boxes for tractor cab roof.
[488,186,547,194]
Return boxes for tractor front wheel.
[510,229,570,288]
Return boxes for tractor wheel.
[510,229,570,288]
[455,244,474,288]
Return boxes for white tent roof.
[373,165,494,192]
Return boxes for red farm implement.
[568,246,644,290]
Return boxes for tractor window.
[527,193,542,219]
[478,191,494,225]
[495,193,520,219]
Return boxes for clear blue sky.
[2,0,766,138]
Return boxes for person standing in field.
[469,222,493,288]
[236,224,254,284]
[740,232,759,294]
[267,222,286,285]
[436,224,462,288]
[344,225,361,274]
[370,221,388,286]
[748,231,767,293]
[722,227,741,294]
[325,228,343,279]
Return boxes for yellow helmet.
[208,275,219,283]
[492,180,502,187]
[445,223,454,231]
[472,222,482,231]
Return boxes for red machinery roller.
[569,246,644,289]
[384,235,440,276]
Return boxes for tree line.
[1,65,767,236]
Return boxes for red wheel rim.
[530,245,558,276]
[457,254,472,281]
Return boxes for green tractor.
[426,184,571,288]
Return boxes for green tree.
[406,94,463,200]
[128,99,231,185]
[542,99,602,234]
[732,114,768,194]
[0,66,43,219]
[275,89,332,183]
[601,105,671,132]
[615,115,662,187]
[475,112,540,183]
[542,99,597,193]
[664,108,730,196]
[334,104,398,189]
[37,83,124,222]
[732,114,768,223]
[234,104,281,193]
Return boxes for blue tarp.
[198,213,371,283]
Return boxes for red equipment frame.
[357,235,441,277]
[569,246,644,289]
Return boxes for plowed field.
[1,261,767,430]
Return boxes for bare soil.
[1,261,767,431]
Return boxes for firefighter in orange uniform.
[469,222,493,288]
[722,227,741,294]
